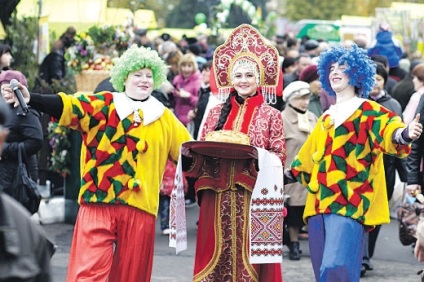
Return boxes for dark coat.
[192,85,210,140]
[38,49,66,84]
[0,192,53,281]
[371,91,406,200]
[0,106,43,191]
[384,76,397,95]
[406,94,424,186]
[391,74,415,111]
[93,77,115,93]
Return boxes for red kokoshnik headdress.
[210,24,283,104]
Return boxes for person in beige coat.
[282,81,318,260]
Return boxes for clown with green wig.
[3,45,192,281]
[285,44,422,281]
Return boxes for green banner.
[297,23,340,42]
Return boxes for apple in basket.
[89,56,114,71]
[93,64,103,70]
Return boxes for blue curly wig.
[109,45,168,92]
[317,44,376,98]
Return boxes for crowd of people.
[0,18,424,281]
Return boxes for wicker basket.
[74,70,109,93]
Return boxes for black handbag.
[4,144,41,214]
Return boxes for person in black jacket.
[409,93,424,262]
[410,94,424,262]
[38,27,76,84]
[391,59,423,111]
[38,40,67,84]
[0,70,43,198]
[370,55,398,95]
[407,93,424,193]
[0,94,54,282]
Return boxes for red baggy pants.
[66,204,155,282]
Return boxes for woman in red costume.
[179,24,286,282]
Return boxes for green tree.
[3,13,76,94]
[166,0,206,28]
[284,0,356,21]
[165,0,269,29]
[283,0,424,21]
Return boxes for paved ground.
[39,204,424,282]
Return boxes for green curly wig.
[109,45,168,92]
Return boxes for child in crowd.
[187,60,212,140]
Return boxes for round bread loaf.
[205,130,250,145]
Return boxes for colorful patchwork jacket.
[291,98,411,226]
[58,92,192,217]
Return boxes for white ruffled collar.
[113,92,165,126]
[325,96,365,128]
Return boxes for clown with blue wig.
[285,44,423,281]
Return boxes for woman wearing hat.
[285,44,422,281]
[281,81,317,260]
[0,70,43,206]
[3,45,192,282]
[173,24,286,282]
[0,95,54,282]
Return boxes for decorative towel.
[169,152,187,253]
[249,148,285,264]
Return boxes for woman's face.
[0,52,12,69]
[413,76,424,92]
[170,63,179,75]
[284,65,296,74]
[329,62,352,94]
[369,74,385,97]
[289,94,311,112]
[232,65,258,99]
[202,67,210,84]
[181,63,195,78]
[124,68,154,100]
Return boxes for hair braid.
[215,91,238,131]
